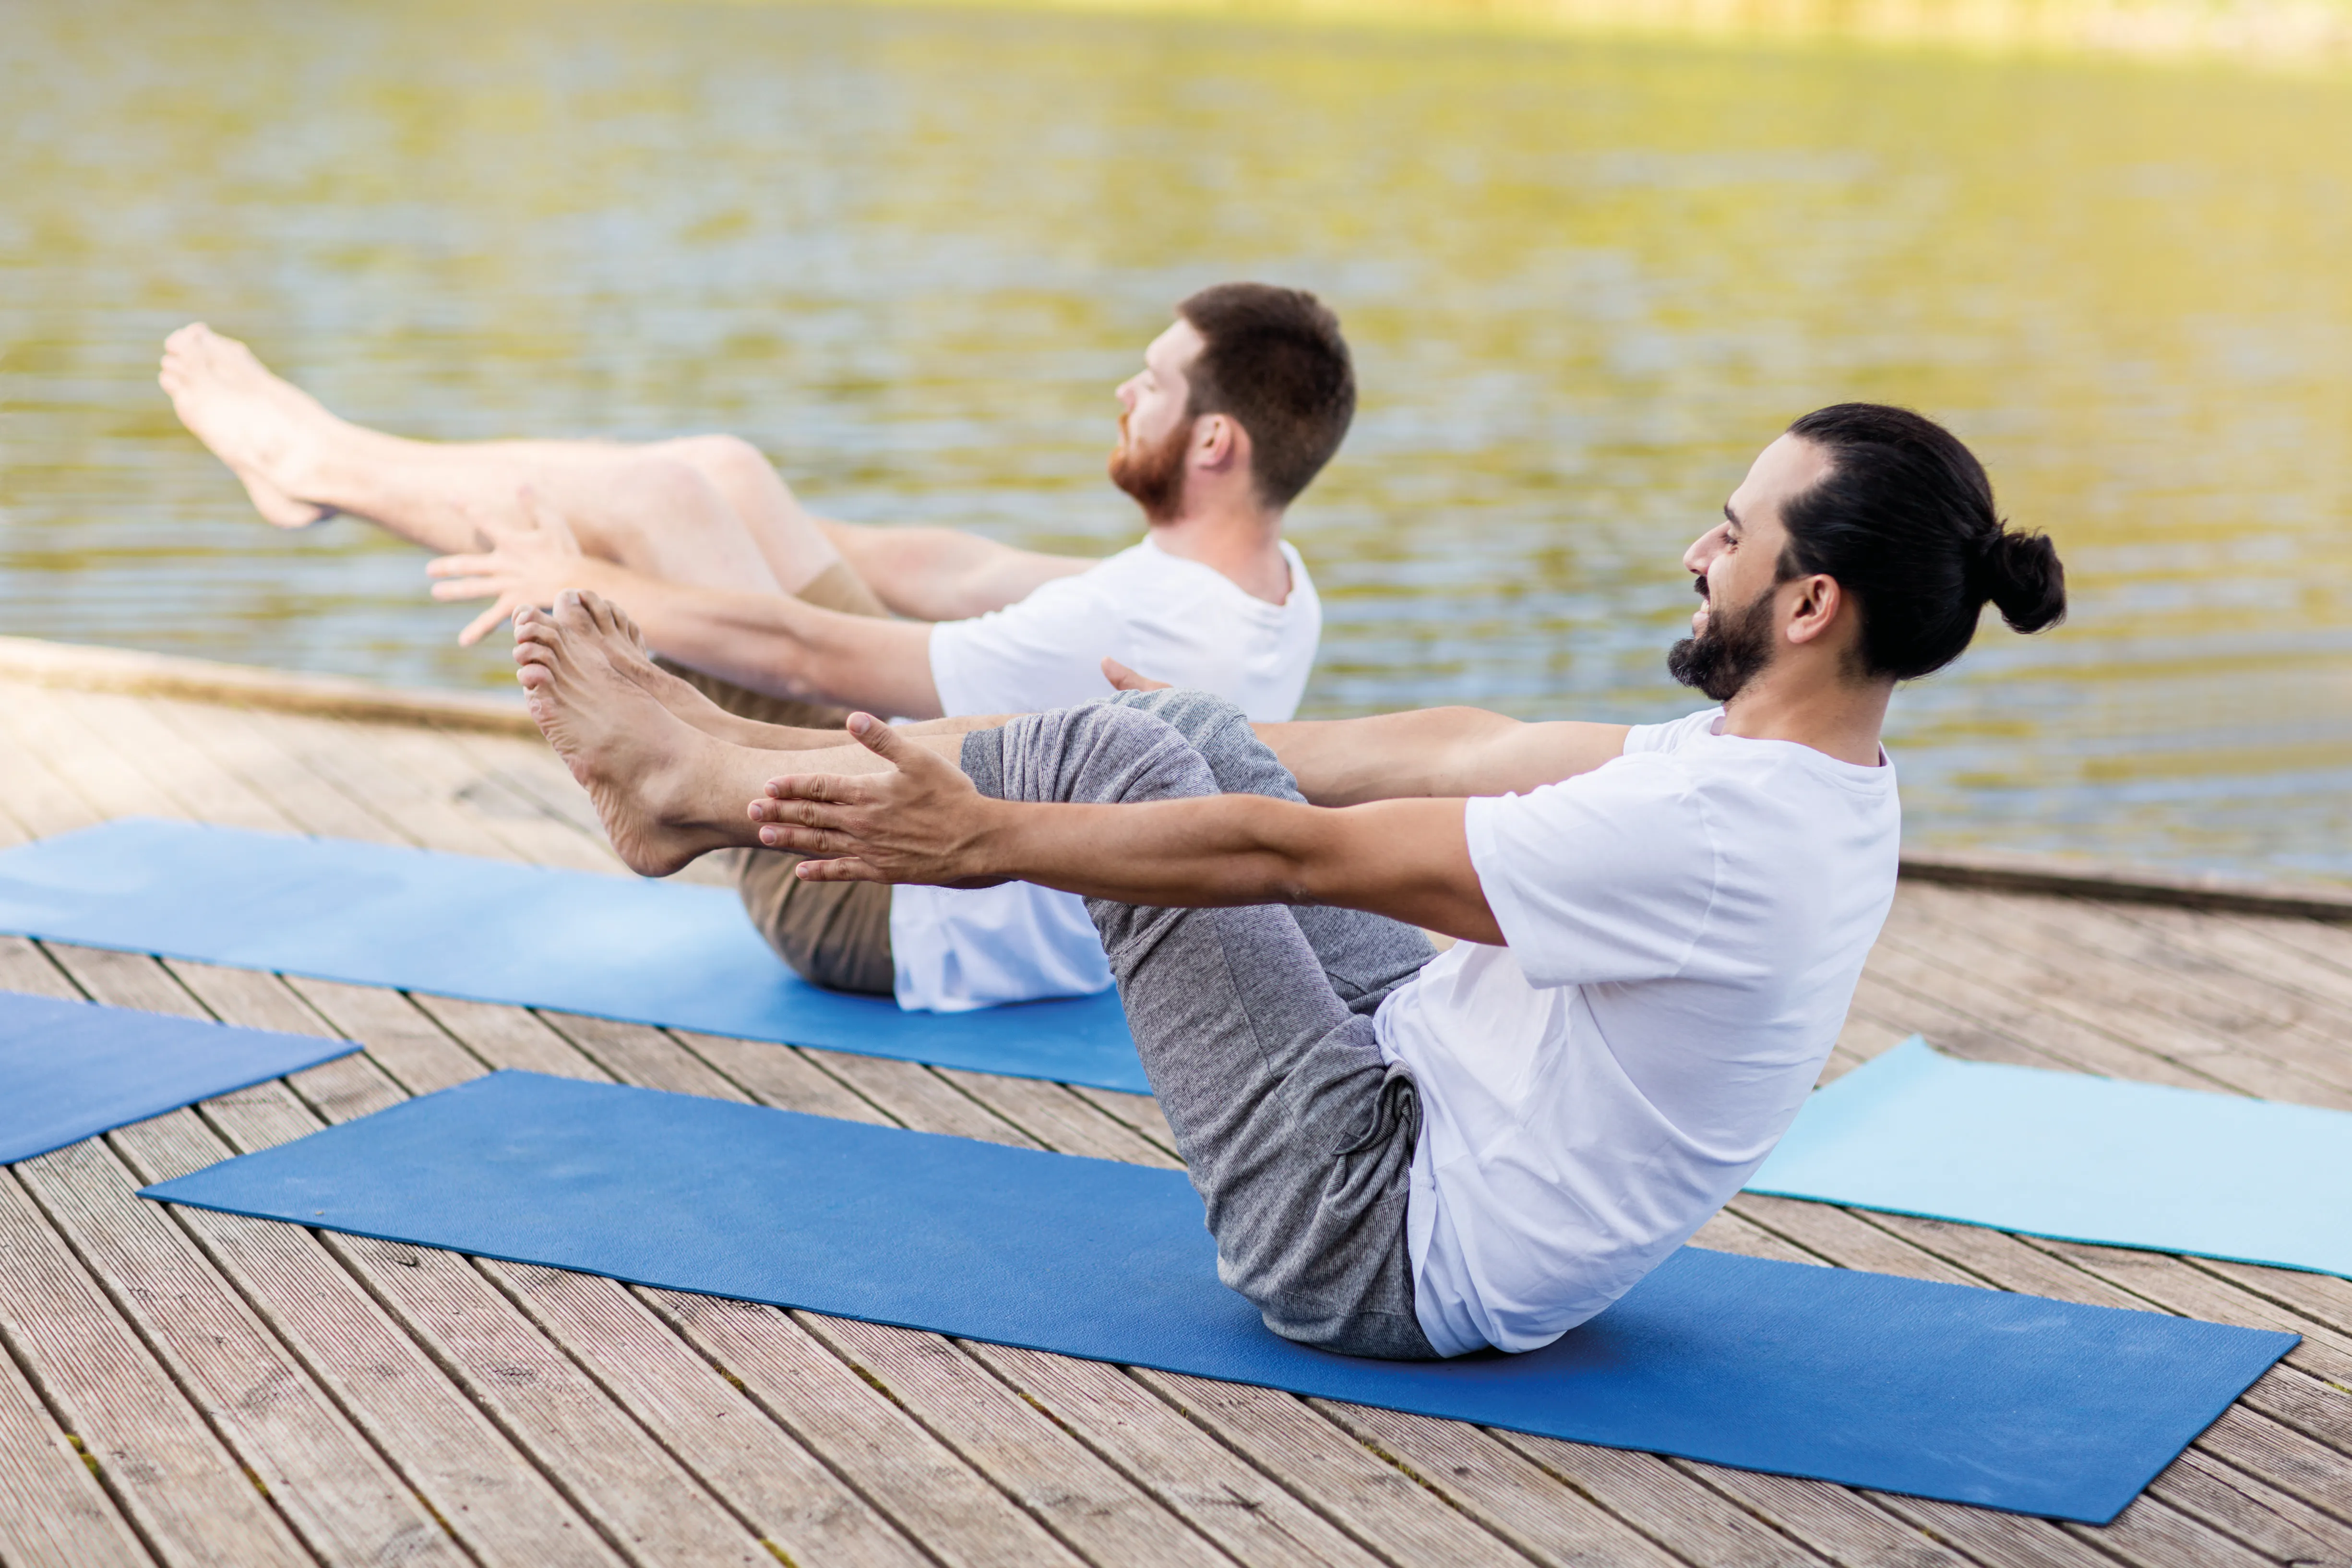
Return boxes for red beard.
[1108,415,1189,523]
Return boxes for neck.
[1146,495,1291,605]
[1718,663,1892,767]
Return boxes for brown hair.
[1175,283,1356,509]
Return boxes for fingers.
[792,856,885,884]
[1101,657,1173,693]
[456,598,519,647]
[754,772,872,809]
[424,553,496,579]
[429,576,499,601]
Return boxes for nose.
[1683,522,1727,577]
[1115,374,1140,409]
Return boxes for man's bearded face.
[1108,410,1191,523]
[1666,575,1780,702]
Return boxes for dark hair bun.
[1982,529,2067,634]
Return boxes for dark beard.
[1667,585,1779,702]
[1107,416,1189,522]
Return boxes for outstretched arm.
[1099,658,1632,803]
[431,512,944,718]
[750,716,1504,945]
[820,522,1093,622]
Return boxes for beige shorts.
[661,559,896,996]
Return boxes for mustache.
[1693,575,1711,603]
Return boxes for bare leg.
[513,592,875,876]
[159,323,845,594]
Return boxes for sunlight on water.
[3,0,2349,882]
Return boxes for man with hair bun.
[507,402,2063,1360]
[159,284,1356,1013]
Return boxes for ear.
[1781,573,1846,647]
[1192,412,1246,474]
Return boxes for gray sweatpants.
[960,691,1441,1360]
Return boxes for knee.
[1106,687,1251,747]
[661,433,791,506]
[979,703,1219,807]
[613,455,730,526]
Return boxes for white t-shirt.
[891,536,1320,1012]
[1373,707,1900,1357]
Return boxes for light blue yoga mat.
[141,1069,2296,1523]
[1750,1036,2352,1276]
[0,989,358,1163]
[0,819,1144,1092]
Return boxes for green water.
[4,0,2349,882]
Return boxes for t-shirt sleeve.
[926,577,1132,717]
[1465,757,1719,987]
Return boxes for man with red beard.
[160,284,1352,1011]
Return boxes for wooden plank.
[478,1260,932,1568]
[1845,969,2090,1077]
[937,1068,1183,1167]
[0,934,81,999]
[1861,933,2265,1094]
[208,1083,777,1565]
[1301,1400,1684,1568]
[46,946,625,1568]
[2149,1446,2352,1565]
[402,992,1102,1567]
[142,700,400,846]
[794,1316,1224,1568]
[406,995,605,1079]
[533,1014,751,1100]
[167,980,792,1567]
[0,687,186,825]
[123,1108,629,1568]
[364,724,620,873]
[1666,1463,1981,1568]
[1066,1087,1183,1161]
[0,685,106,835]
[1723,1196,1985,1290]
[276,977,488,1097]
[1482,1434,1827,1568]
[1121,1365,1547,1568]
[1882,896,2352,1109]
[53,692,292,834]
[0,1168,313,1568]
[0,1303,154,1568]
[801,1051,1039,1148]
[641,1290,1090,1568]
[958,1342,1388,1568]
[670,1034,893,1125]
[243,708,515,859]
[1903,886,2352,1101]
[1728,1198,2347,1564]
[16,1130,462,1567]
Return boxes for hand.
[427,486,602,646]
[1101,656,1172,693]
[750,715,1010,887]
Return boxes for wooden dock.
[0,637,2348,1568]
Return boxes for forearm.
[570,560,942,718]
[1256,708,1631,805]
[968,794,1502,943]
[820,521,1089,621]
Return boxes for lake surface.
[5,0,2349,884]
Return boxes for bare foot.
[549,590,842,751]
[158,323,341,528]
[514,593,754,876]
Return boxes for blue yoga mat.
[0,989,357,1164]
[1750,1036,2352,1277]
[143,1070,2294,1522]
[0,819,1144,1092]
